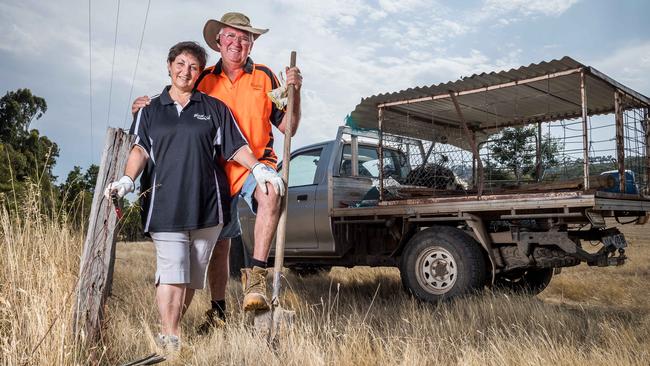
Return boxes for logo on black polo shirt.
[194,113,210,121]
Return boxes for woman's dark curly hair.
[167,41,208,70]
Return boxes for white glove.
[252,163,285,196]
[104,175,135,199]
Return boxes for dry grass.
[0,190,85,365]
[1,198,649,365]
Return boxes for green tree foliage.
[59,165,98,230]
[1,88,144,241]
[488,126,560,184]
[0,89,47,146]
[117,200,144,241]
[0,89,58,207]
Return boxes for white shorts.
[150,225,222,289]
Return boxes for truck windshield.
[340,144,410,179]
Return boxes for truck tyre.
[229,235,250,279]
[400,226,487,302]
[495,268,553,295]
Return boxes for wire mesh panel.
[622,105,649,193]
[377,105,649,200]
[380,132,474,196]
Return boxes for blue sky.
[1,0,648,181]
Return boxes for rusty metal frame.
[378,107,384,201]
[646,107,650,195]
[449,91,484,196]
[615,90,626,193]
[350,134,359,177]
[377,68,583,109]
[580,70,590,190]
[536,121,542,182]
[367,62,650,202]
[333,191,593,216]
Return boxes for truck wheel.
[229,236,250,279]
[400,226,487,302]
[495,268,553,295]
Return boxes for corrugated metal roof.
[347,57,650,149]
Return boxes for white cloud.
[378,0,430,14]
[592,42,650,96]
[0,2,76,57]
[474,0,580,25]
[273,0,383,35]
[483,0,579,17]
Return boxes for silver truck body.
[237,57,650,302]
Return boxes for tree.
[0,89,47,146]
[22,129,59,181]
[59,164,98,229]
[84,164,99,193]
[116,200,144,242]
[488,126,560,184]
[0,89,58,209]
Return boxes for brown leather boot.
[196,308,226,335]
[241,266,270,311]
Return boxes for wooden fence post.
[72,127,134,351]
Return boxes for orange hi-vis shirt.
[195,57,285,196]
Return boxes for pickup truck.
[232,57,650,303]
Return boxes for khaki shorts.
[150,225,222,289]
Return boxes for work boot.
[241,266,270,311]
[196,308,226,335]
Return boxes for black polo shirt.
[130,86,247,233]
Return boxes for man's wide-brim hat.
[203,12,268,51]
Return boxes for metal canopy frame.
[347,57,650,199]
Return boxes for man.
[132,12,302,331]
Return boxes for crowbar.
[254,51,298,342]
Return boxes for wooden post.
[73,128,134,350]
[449,91,484,197]
[615,90,625,193]
[271,51,297,305]
[580,71,590,190]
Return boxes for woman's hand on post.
[251,163,285,196]
[104,176,135,199]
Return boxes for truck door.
[283,147,323,250]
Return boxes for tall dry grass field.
[0,188,87,365]
[1,198,649,365]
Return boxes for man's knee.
[254,187,281,213]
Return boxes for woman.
[104,41,283,353]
